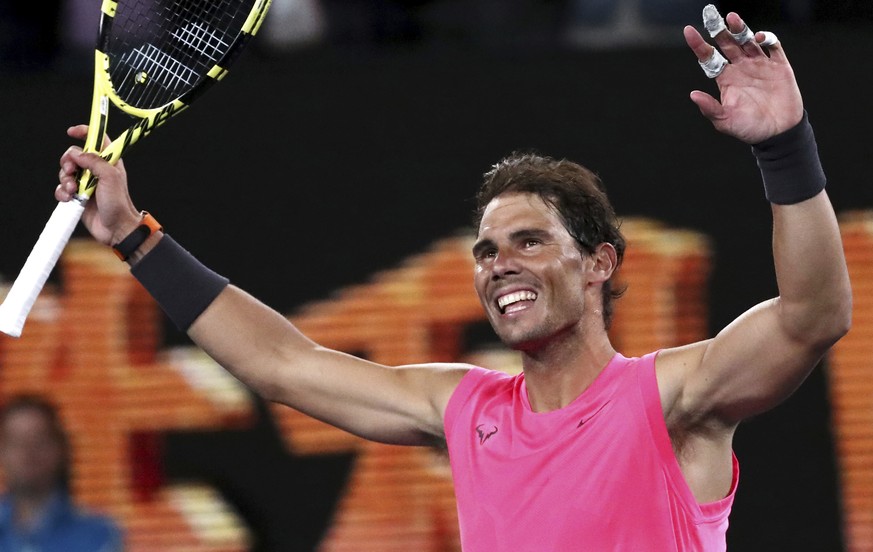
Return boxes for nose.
[491,249,522,280]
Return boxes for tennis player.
[54,8,850,550]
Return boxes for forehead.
[2,408,53,433]
[478,192,566,237]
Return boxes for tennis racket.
[0,0,272,337]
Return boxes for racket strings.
[106,0,255,109]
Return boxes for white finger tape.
[702,4,726,37]
[759,31,779,47]
[730,24,755,45]
[699,48,728,78]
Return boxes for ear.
[588,243,618,284]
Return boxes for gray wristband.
[752,110,826,205]
[131,235,229,331]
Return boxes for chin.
[496,327,550,352]
[496,318,579,352]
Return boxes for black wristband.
[751,110,826,205]
[131,235,229,331]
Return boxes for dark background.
[1,1,872,550]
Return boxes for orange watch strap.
[112,211,163,261]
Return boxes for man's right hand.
[56,125,142,247]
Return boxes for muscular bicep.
[660,298,831,428]
[271,349,471,445]
[660,195,850,431]
[190,285,470,446]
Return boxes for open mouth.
[497,290,537,314]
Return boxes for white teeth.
[497,291,537,310]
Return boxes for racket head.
[76,0,271,197]
[101,0,269,113]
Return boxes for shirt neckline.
[518,352,626,417]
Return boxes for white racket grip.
[0,200,86,337]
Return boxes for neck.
[12,487,55,531]
[520,322,615,412]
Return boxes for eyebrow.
[471,228,553,257]
[511,228,552,242]
[471,238,495,259]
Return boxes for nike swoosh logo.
[577,400,611,428]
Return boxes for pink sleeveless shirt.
[444,352,738,551]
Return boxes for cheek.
[547,257,586,287]
[547,270,588,310]
[473,269,489,299]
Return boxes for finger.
[60,159,77,179]
[689,90,725,122]
[700,48,728,79]
[702,5,743,60]
[66,125,89,141]
[60,146,83,170]
[57,154,82,199]
[684,24,726,71]
[756,31,786,61]
[59,147,85,187]
[686,26,728,79]
[71,151,114,182]
[684,25,711,60]
[68,125,114,155]
[55,183,74,202]
[725,12,764,58]
[58,163,78,187]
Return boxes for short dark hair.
[475,152,626,328]
[0,394,71,489]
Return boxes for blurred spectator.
[564,0,870,49]
[565,0,702,48]
[261,0,327,51]
[0,395,122,552]
[308,0,871,53]
[5,0,866,71]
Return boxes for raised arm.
[56,127,468,446]
[658,10,852,430]
[186,285,467,445]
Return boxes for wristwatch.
[113,211,162,261]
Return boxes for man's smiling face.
[473,192,594,351]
